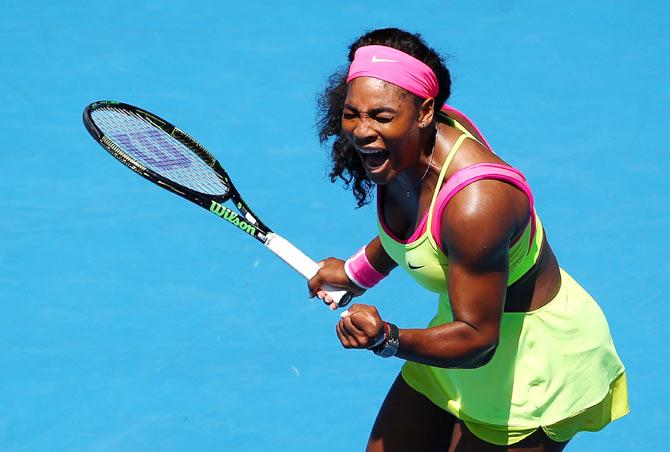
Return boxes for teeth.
[358,148,385,155]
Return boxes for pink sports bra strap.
[441,105,493,152]
[430,163,537,250]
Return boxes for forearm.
[396,322,498,369]
[365,236,398,275]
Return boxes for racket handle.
[264,233,352,307]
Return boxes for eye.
[374,115,393,124]
[342,111,357,120]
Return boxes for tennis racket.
[83,100,352,307]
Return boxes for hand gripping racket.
[83,101,352,307]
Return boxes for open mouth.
[358,147,390,171]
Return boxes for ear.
[417,97,435,128]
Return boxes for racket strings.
[92,107,229,196]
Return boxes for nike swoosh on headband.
[408,262,425,270]
[371,55,398,63]
[347,45,439,99]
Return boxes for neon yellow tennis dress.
[376,120,629,445]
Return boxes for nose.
[352,116,376,145]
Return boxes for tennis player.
[309,28,628,451]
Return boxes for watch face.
[379,344,398,358]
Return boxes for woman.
[308,28,628,451]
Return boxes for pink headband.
[346,45,439,99]
[347,45,494,151]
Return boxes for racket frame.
[83,101,272,243]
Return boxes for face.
[341,77,424,185]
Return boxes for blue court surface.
[1,1,668,450]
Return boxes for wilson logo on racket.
[209,201,257,236]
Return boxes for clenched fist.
[336,304,386,349]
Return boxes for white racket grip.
[264,233,351,307]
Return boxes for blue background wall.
[1,1,667,450]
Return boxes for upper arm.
[440,180,519,344]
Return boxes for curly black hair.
[316,28,452,207]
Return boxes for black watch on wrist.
[372,322,400,358]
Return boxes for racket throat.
[208,200,260,238]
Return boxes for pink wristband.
[344,246,387,290]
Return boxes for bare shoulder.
[434,124,532,263]
[440,179,532,272]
